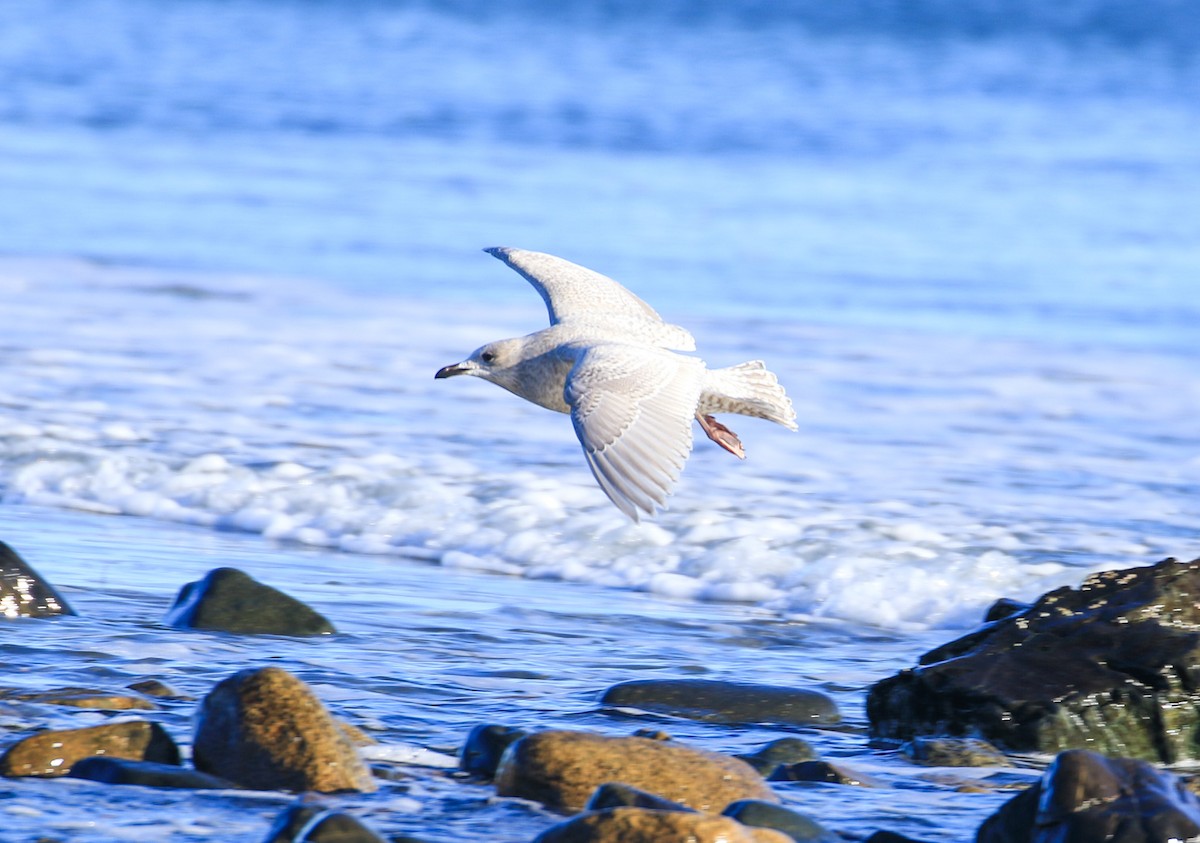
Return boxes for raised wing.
[565,343,705,521]
[485,247,695,351]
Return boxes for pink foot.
[697,414,745,459]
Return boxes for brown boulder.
[495,730,776,813]
[0,720,179,777]
[193,666,375,793]
[534,807,792,843]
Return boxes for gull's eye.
[480,350,496,364]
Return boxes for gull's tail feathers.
[701,361,798,431]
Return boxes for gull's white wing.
[565,343,705,521]
[485,247,695,351]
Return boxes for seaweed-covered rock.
[68,757,235,789]
[192,666,375,792]
[977,749,1200,843]
[495,730,776,813]
[0,721,179,777]
[601,679,839,726]
[868,557,1200,761]
[533,807,793,843]
[0,540,75,618]
[165,567,335,635]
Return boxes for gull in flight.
[435,247,797,520]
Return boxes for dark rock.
[901,737,1010,767]
[630,728,672,741]
[736,737,818,776]
[868,556,1200,762]
[0,687,156,711]
[984,598,1030,623]
[494,729,777,813]
[192,666,375,792]
[600,679,840,726]
[0,721,180,777]
[165,567,335,635]
[723,799,839,842]
[533,807,793,843]
[768,760,878,786]
[977,749,1200,843]
[585,782,694,812]
[67,757,236,789]
[263,800,387,843]
[128,679,192,700]
[0,540,75,618]
[865,833,931,843]
[459,723,527,779]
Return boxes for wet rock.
[0,687,156,711]
[585,782,694,812]
[128,679,192,700]
[533,807,793,843]
[901,737,1010,767]
[165,567,335,635]
[868,556,1200,762]
[264,800,388,843]
[977,749,1200,843]
[984,598,1030,623]
[601,679,840,726]
[769,760,878,787]
[192,666,375,793]
[0,720,180,777]
[494,729,777,813]
[0,540,75,618]
[67,757,236,789]
[459,723,528,779]
[723,799,839,842]
[736,737,818,776]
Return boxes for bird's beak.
[435,361,473,379]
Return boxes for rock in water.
[459,723,528,779]
[723,800,840,843]
[867,556,1200,762]
[977,749,1200,843]
[0,721,179,777]
[735,737,819,776]
[263,801,388,843]
[0,540,75,618]
[192,666,375,792]
[165,567,335,635]
[533,807,793,843]
[68,757,236,789]
[600,679,840,726]
[494,730,776,813]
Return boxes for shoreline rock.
[165,567,335,635]
[868,556,1200,762]
[192,666,376,793]
[494,729,777,813]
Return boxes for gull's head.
[434,339,522,383]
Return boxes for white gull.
[435,247,798,521]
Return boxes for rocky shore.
[5,538,1200,842]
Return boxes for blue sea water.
[0,0,1198,839]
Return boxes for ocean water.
[0,0,1198,839]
